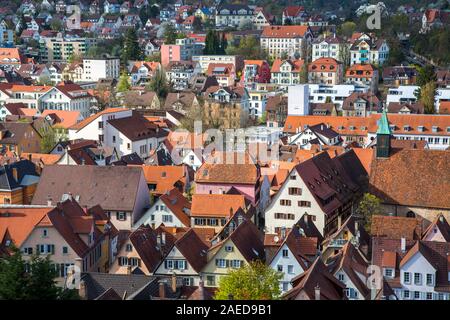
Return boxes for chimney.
[303,214,308,224]
[161,232,166,246]
[28,153,32,161]
[47,196,52,207]
[401,237,406,253]
[171,273,177,293]
[280,227,286,240]
[314,285,320,300]
[439,215,444,223]
[12,167,18,182]
[158,280,166,299]
[198,280,205,300]
[337,215,342,229]
[83,206,88,215]
[126,265,131,275]
[78,280,87,300]
[354,219,359,233]
[157,234,162,248]
[237,214,244,226]
[81,158,85,165]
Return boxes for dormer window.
[418,126,424,132]
[432,126,438,133]
[383,268,394,279]
[389,125,395,131]
[403,125,410,131]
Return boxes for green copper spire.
[376,110,391,135]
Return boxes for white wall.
[264,169,326,235]
[270,243,305,293]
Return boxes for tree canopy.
[0,247,79,300]
[356,193,382,232]
[215,260,282,300]
[121,28,143,64]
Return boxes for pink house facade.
[195,182,260,205]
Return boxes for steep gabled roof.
[283,257,346,300]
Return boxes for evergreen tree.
[163,23,178,45]
[220,33,228,55]
[117,72,131,92]
[26,255,60,300]
[204,30,220,55]
[147,67,169,98]
[420,81,437,114]
[0,248,29,299]
[121,28,143,64]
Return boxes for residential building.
[326,242,370,300]
[308,58,343,85]
[349,34,389,66]
[202,219,264,287]
[190,194,249,232]
[82,57,120,81]
[240,60,271,88]
[39,83,92,118]
[283,257,347,300]
[267,226,318,293]
[342,92,381,117]
[206,63,236,87]
[287,123,341,149]
[39,36,96,63]
[264,149,367,236]
[382,66,418,87]
[161,38,203,67]
[106,113,168,159]
[154,228,210,286]
[129,61,161,86]
[0,122,42,155]
[68,107,132,143]
[1,198,118,284]
[261,25,313,59]
[372,237,450,300]
[31,165,151,230]
[195,153,262,205]
[0,160,39,204]
[192,55,243,74]
[215,4,254,28]
[136,188,191,229]
[203,86,250,129]
[270,59,305,86]
[282,6,308,25]
[166,61,195,91]
[345,63,379,92]
[312,35,346,60]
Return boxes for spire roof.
[376,110,391,135]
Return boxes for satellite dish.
[273,236,280,243]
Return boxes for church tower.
[376,110,391,158]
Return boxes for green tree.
[192,16,203,33]
[39,127,58,153]
[50,18,63,32]
[299,62,308,84]
[215,260,282,300]
[0,248,29,299]
[356,193,382,232]
[338,21,357,38]
[226,35,267,60]
[420,81,437,114]
[117,72,131,92]
[163,23,178,44]
[121,28,143,64]
[0,247,79,300]
[204,29,221,55]
[416,65,436,87]
[147,67,169,98]
[145,52,161,63]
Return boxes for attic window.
[389,125,395,131]
[418,126,424,132]
[447,127,450,133]
[403,125,410,131]
[432,126,438,133]
[161,171,166,177]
